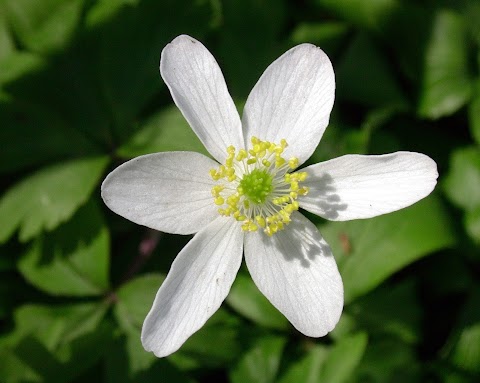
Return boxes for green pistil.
[239,169,273,204]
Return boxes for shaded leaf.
[443,146,480,211]
[4,0,84,54]
[226,271,289,331]
[114,273,165,333]
[0,156,109,243]
[230,335,287,383]
[417,10,472,118]
[18,201,110,296]
[336,33,407,108]
[117,106,207,158]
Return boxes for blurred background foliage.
[0,0,479,382]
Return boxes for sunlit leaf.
[18,201,110,296]
[0,156,109,243]
[321,195,456,302]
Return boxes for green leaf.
[350,337,421,383]
[0,156,109,243]
[18,200,110,296]
[105,333,195,383]
[230,335,287,383]
[443,146,480,211]
[91,0,213,142]
[0,95,102,174]
[278,345,329,383]
[226,271,289,331]
[417,10,472,119]
[169,309,245,370]
[85,0,141,28]
[0,302,112,383]
[319,332,368,383]
[468,80,480,145]
[465,207,480,244]
[114,273,165,333]
[290,22,350,58]
[336,33,407,108]
[279,332,367,383]
[334,280,421,344]
[444,286,480,374]
[320,195,456,303]
[4,0,84,54]
[0,10,15,62]
[117,106,207,158]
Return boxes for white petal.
[242,44,335,165]
[300,151,439,221]
[160,35,244,163]
[141,217,243,357]
[244,213,343,337]
[101,151,219,235]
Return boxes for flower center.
[239,169,273,204]
[209,137,309,236]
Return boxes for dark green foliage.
[0,0,479,382]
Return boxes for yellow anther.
[248,222,258,232]
[298,187,309,196]
[227,145,235,154]
[215,197,225,205]
[236,149,248,161]
[280,139,288,148]
[290,191,298,199]
[285,204,294,213]
[297,172,308,181]
[262,159,271,167]
[290,181,299,191]
[275,157,286,167]
[247,158,257,165]
[255,216,266,228]
[251,136,259,144]
[292,201,299,210]
[288,157,299,169]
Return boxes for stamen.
[209,137,308,236]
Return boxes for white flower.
[101,35,438,357]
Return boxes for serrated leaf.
[0,156,109,243]
[321,195,456,303]
[443,146,480,211]
[417,10,472,118]
[4,0,84,54]
[117,106,207,158]
[0,302,112,383]
[18,201,110,296]
[0,97,100,174]
[230,335,287,383]
[226,271,289,331]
